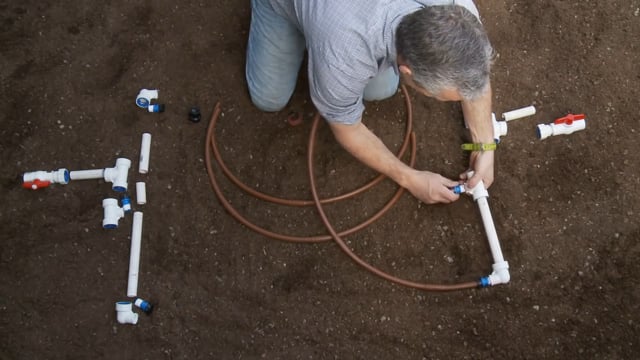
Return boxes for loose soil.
[1,1,639,359]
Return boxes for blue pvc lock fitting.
[121,195,132,213]
[148,104,165,113]
[134,298,154,314]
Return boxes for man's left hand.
[460,150,494,189]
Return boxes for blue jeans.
[245,0,399,112]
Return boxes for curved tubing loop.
[205,85,480,290]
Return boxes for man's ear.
[398,64,412,76]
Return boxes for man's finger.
[466,173,481,188]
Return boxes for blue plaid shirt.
[268,0,480,124]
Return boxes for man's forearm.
[461,84,494,144]
[328,120,413,187]
[459,83,496,188]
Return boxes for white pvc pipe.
[69,169,104,180]
[68,158,131,192]
[463,173,510,286]
[502,105,536,122]
[139,133,151,174]
[127,212,143,297]
[475,197,505,263]
[136,182,147,205]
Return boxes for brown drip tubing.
[205,85,480,291]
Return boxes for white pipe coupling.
[136,182,147,205]
[139,133,151,174]
[115,301,138,325]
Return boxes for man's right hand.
[329,121,461,205]
[403,169,461,204]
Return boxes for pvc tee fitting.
[22,168,70,190]
[115,301,138,325]
[69,158,131,192]
[492,113,507,143]
[489,106,537,144]
[102,198,125,229]
[452,175,487,200]
[104,158,132,192]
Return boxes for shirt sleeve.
[453,0,480,19]
[419,0,481,20]
[307,51,373,125]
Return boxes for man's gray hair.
[396,5,494,100]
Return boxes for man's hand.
[405,170,461,204]
[460,150,494,189]
[328,121,461,205]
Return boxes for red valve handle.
[22,179,51,190]
[554,113,585,125]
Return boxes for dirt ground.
[1,1,639,359]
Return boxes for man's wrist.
[391,166,415,189]
[461,142,497,151]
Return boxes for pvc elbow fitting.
[104,158,131,192]
[115,301,138,325]
[452,171,488,200]
[136,89,158,108]
[488,261,510,286]
[471,182,489,201]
